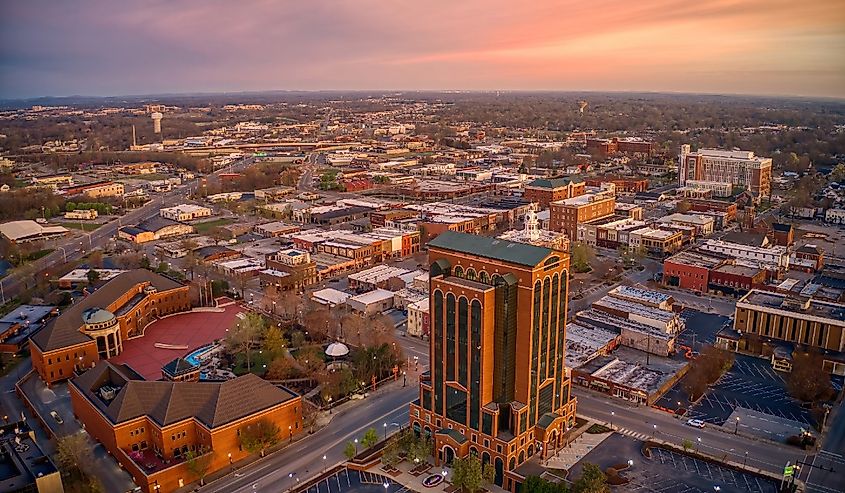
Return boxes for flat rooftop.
[739,290,845,323]
[665,250,725,269]
[578,346,687,393]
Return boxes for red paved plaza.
[110,304,244,380]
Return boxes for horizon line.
[3,88,845,104]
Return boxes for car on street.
[686,418,705,428]
[50,411,63,424]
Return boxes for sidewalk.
[545,430,613,471]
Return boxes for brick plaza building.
[409,232,577,492]
[30,270,191,386]
[71,362,302,493]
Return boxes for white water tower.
[151,112,163,134]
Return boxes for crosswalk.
[616,427,652,441]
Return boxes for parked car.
[686,419,705,428]
[50,411,63,425]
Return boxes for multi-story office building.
[409,231,577,491]
[724,290,845,375]
[549,186,616,240]
[679,146,772,197]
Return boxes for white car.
[686,419,706,428]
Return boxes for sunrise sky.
[1,0,844,99]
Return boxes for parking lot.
[684,354,813,427]
[677,310,731,349]
[568,434,778,493]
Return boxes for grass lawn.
[232,349,274,376]
[63,222,103,232]
[195,218,235,233]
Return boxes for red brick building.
[70,362,302,493]
[688,199,738,223]
[586,138,656,156]
[585,177,649,193]
[662,250,726,293]
[708,264,767,293]
[770,223,794,247]
[30,270,191,386]
[523,177,586,208]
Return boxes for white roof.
[311,288,351,306]
[348,288,395,305]
[408,298,429,312]
[348,265,410,285]
[0,220,68,241]
[59,269,126,283]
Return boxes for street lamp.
[734,416,740,434]
[697,437,702,451]
[627,459,633,467]
[354,438,358,454]
[651,423,657,438]
[743,451,748,466]
[289,425,293,443]
[322,454,327,473]
[384,422,388,439]
[610,411,614,430]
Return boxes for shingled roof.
[72,362,298,428]
[31,270,184,352]
[428,231,554,268]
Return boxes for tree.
[522,475,570,493]
[226,312,267,373]
[239,419,280,457]
[86,269,100,285]
[303,308,334,342]
[56,433,93,476]
[340,313,368,345]
[571,242,594,273]
[276,291,304,321]
[452,454,484,493]
[344,441,357,460]
[88,250,103,268]
[830,163,845,183]
[482,462,496,488]
[572,463,609,493]
[295,346,324,377]
[788,348,834,403]
[266,355,297,380]
[682,439,693,452]
[262,324,288,358]
[381,437,400,468]
[403,433,432,464]
[361,427,379,448]
[185,445,214,486]
[682,345,734,401]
